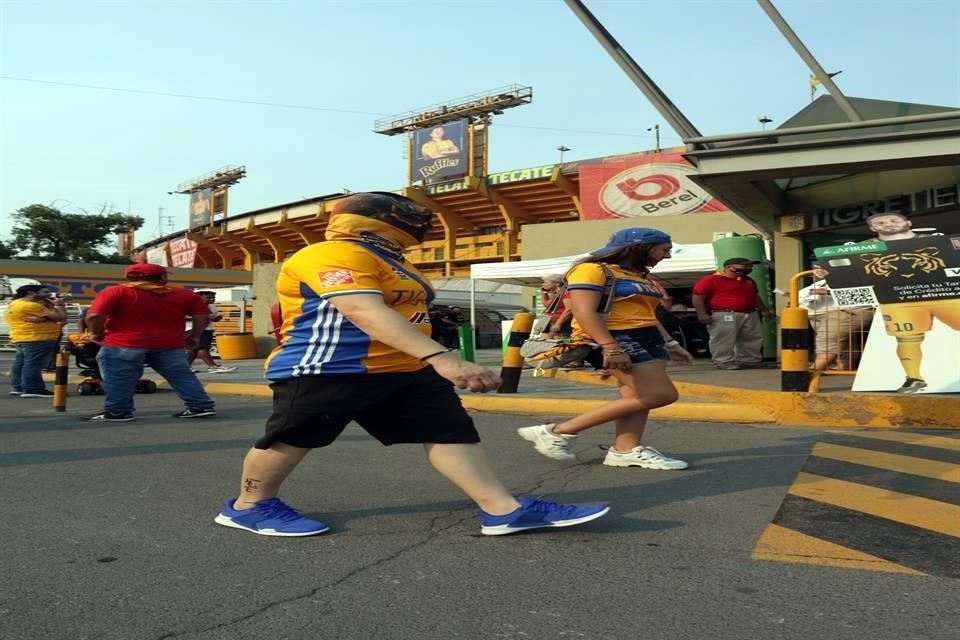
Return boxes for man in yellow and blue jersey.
[215,192,609,537]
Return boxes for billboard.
[169,237,199,268]
[145,244,169,267]
[578,149,729,219]
[814,235,960,393]
[189,189,213,229]
[411,119,467,182]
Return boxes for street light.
[647,124,661,152]
[557,145,571,162]
[758,115,773,130]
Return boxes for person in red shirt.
[691,257,774,370]
[83,263,216,422]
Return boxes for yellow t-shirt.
[421,139,457,159]
[265,240,435,378]
[4,299,63,342]
[565,263,662,338]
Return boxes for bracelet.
[419,348,455,363]
[602,349,625,356]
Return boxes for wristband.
[664,340,680,347]
[419,348,455,363]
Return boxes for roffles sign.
[579,152,728,220]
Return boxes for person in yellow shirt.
[215,192,609,537]
[420,126,460,159]
[5,284,66,397]
[518,228,694,469]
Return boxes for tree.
[9,204,144,262]
[0,239,14,259]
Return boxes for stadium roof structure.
[135,161,590,274]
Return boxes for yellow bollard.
[498,312,534,394]
[53,347,69,412]
[781,270,814,392]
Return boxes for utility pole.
[157,207,174,239]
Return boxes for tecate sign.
[599,162,712,217]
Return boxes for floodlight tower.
[374,85,532,184]
[172,165,247,231]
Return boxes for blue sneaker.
[214,497,330,537]
[479,496,610,536]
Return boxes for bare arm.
[328,293,500,392]
[691,294,712,324]
[85,313,107,341]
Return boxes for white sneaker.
[207,366,238,374]
[603,445,688,470]
[517,424,577,461]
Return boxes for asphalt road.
[0,388,955,640]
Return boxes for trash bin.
[215,334,258,360]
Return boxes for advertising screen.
[411,119,468,182]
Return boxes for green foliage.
[9,204,144,262]
[0,239,14,259]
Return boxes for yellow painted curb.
[550,369,960,429]
[171,379,773,424]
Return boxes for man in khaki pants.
[692,258,774,370]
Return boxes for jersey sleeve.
[286,243,385,299]
[565,263,608,292]
[692,275,714,296]
[87,287,123,316]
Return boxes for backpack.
[521,264,616,369]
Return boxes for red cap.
[124,263,168,278]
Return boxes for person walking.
[186,291,237,374]
[691,257,774,370]
[4,284,66,397]
[214,192,609,537]
[517,228,694,469]
[83,263,217,422]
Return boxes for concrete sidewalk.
[169,350,960,430]
[10,347,958,429]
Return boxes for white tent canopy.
[467,244,719,326]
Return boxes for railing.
[784,270,876,392]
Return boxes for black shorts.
[585,326,667,368]
[256,367,480,449]
[198,331,214,351]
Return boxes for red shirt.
[88,285,210,349]
[692,273,758,312]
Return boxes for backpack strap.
[595,264,616,314]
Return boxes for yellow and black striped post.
[781,270,815,392]
[53,347,69,412]
[498,312,533,394]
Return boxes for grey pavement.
[0,388,955,640]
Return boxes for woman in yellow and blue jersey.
[215,192,609,537]
[518,228,694,470]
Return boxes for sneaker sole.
[481,506,610,536]
[176,413,217,418]
[88,417,136,422]
[214,514,330,537]
[602,457,688,470]
[517,428,576,462]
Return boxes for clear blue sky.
[1,0,957,247]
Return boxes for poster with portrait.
[411,119,467,182]
[189,189,212,230]
[814,235,960,393]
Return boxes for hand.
[813,268,829,278]
[185,335,200,349]
[761,309,775,322]
[667,344,693,364]
[602,350,632,371]
[428,353,502,392]
[86,332,105,344]
[697,314,713,325]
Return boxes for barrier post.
[53,347,69,412]
[498,312,533,393]
[458,323,475,362]
[781,270,814,391]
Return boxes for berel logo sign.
[599,162,712,217]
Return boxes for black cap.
[723,257,761,267]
